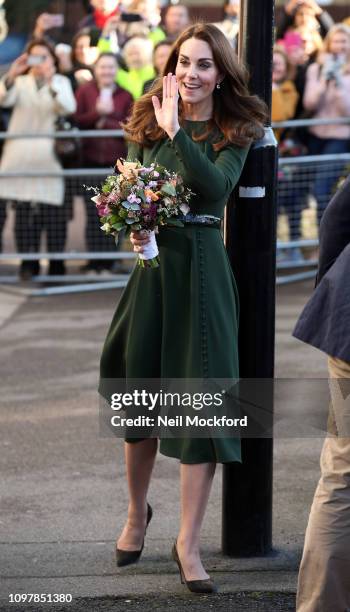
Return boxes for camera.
[27,55,45,66]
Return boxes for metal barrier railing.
[271,117,350,129]
[1,119,349,293]
[271,116,350,283]
[0,129,124,140]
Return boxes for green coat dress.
[98,120,249,463]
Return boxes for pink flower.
[106,192,118,204]
[97,204,111,217]
[91,194,106,205]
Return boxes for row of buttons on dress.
[168,134,208,374]
[197,228,209,377]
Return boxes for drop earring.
[216,82,221,89]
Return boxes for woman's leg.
[117,438,158,551]
[176,462,216,580]
[44,203,67,274]
[14,201,41,276]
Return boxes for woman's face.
[124,43,145,70]
[28,44,55,79]
[272,52,287,84]
[328,32,350,57]
[175,38,222,109]
[94,56,118,87]
[165,6,190,37]
[153,44,171,75]
[74,35,99,66]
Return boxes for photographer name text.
[109,414,248,427]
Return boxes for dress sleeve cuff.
[171,127,187,148]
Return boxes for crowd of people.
[0,0,349,277]
[272,0,350,261]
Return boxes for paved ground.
[0,279,328,611]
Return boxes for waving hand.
[152,73,180,140]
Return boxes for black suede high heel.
[172,540,218,594]
[116,503,153,567]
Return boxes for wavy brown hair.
[123,23,268,151]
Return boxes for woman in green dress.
[98,23,267,592]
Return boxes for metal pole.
[222,0,278,555]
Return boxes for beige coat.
[0,73,76,205]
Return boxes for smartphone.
[121,13,143,23]
[49,13,64,28]
[27,55,45,66]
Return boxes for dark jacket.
[292,175,350,361]
[72,80,132,166]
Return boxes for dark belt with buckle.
[175,214,222,229]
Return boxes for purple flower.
[148,181,157,188]
[152,171,159,178]
[127,193,138,203]
[149,204,157,219]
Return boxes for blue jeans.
[307,135,349,226]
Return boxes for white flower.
[179,203,190,215]
[101,223,111,233]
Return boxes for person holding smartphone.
[0,6,65,67]
[33,12,65,39]
[0,38,76,279]
[276,0,334,40]
[303,24,350,226]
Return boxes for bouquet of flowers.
[87,159,194,268]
